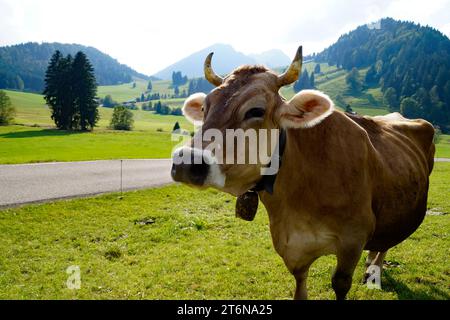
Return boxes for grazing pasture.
[0,163,448,299]
[97,79,189,103]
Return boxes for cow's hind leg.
[362,251,387,284]
[332,244,364,300]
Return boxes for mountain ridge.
[0,42,149,92]
[152,43,291,79]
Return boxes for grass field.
[97,79,189,103]
[0,163,448,299]
[4,90,190,131]
[436,134,450,158]
[2,75,449,164]
[0,125,183,164]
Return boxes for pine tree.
[314,63,321,74]
[293,70,311,92]
[173,121,181,132]
[365,65,378,85]
[384,87,398,111]
[44,50,99,130]
[345,68,362,93]
[147,80,153,92]
[310,73,315,89]
[72,51,99,130]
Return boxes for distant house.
[123,100,136,108]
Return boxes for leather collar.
[250,128,287,195]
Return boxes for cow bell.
[235,191,259,221]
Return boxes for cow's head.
[171,46,334,196]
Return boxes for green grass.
[1,87,448,164]
[0,125,191,164]
[97,79,189,103]
[0,89,193,164]
[436,134,450,158]
[0,163,448,299]
[4,89,190,131]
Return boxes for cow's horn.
[277,46,303,87]
[204,52,224,87]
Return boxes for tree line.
[316,18,450,132]
[0,42,148,92]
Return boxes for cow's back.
[345,112,435,251]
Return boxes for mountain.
[315,18,450,131]
[153,44,291,80]
[248,49,291,68]
[153,44,254,80]
[0,42,148,92]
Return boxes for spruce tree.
[173,121,181,132]
[310,73,315,89]
[43,53,75,129]
[43,51,63,128]
[147,80,152,92]
[314,63,321,74]
[72,51,99,130]
[44,50,99,130]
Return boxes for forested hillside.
[0,42,148,92]
[316,18,450,131]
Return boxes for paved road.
[0,158,448,207]
[0,159,173,207]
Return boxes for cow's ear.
[278,90,334,129]
[183,93,206,124]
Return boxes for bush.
[171,108,182,116]
[110,106,134,131]
[102,95,117,108]
[0,90,15,125]
[433,127,442,144]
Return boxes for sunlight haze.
[1,0,449,75]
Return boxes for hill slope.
[0,42,149,92]
[315,18,450,131]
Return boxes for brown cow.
[171,46,435,300]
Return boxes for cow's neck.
[259,115,334,223]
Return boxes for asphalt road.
[0,159,173,207]
[0,158,448,207]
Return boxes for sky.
[1,0,449,75]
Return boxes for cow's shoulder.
[345,112,434,151]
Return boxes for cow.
[171,46,435,300]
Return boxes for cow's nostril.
[190,161,209,182]
[171,148,211,186]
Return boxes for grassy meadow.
[0,89,192,164]
[97,79,189,103]
[1,65,450,165]
[0,126,180,164]
[0,162,448,299]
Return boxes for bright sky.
[1,0,449,75]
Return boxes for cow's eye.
[244,107,265,120]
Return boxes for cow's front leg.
[332,244,364,300]
[291,258,316,300]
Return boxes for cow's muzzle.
[171,147,225,187]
